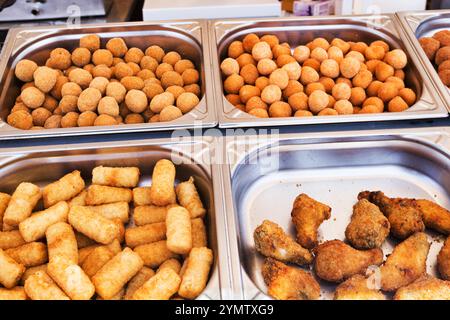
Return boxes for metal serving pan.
[0,20,217,140]
[0,136,231,299]
[221,127,450,299]
[396,10,450,111]
[209,15,448,128]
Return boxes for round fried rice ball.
[94,114,117,126]
[435,46,450,65]
[224,74,244,94]
[350,87,366,106]
[388,96,408,112]
[433,30,450,47]
[320,59,340,78]
[236,53,256,68]
[176,92,200,113]
[239,85,260,104]
[50,75,69,100]
[283,80,303,98]
[34,66,57,93]
[363,97,384,112]
[334,99,353,115]
[377,82,398,102]
[125,47,145,64]
[228,41,245,59]
[261,84,282,104]
[89,77,109,94]
[68,68,93,88]
[248,108,269,118]
[269,101,291,117]
[439,69,450,86]
[21,87,45,109]
[257,59,277,76]
[308,90,329,114]
[71,47,91,67]
[155,63,174,79]
[174,59,195,74]
[165,85,185,99]
[150,92,174,113]
[332,82,351,100]
[77,87,101,112]
[293,45,310,63]
[15,59,38,82]
[375,62,394,82]
[162,51,181,66]
[288,92,308,111]
[161,71,183,88]
[114,62,134,80]
[106,38,128,57]
[240,64,259,85]
[44,114,62,129]
[184,84,201,96]
[92,49,113,67]
[399,88,416,106]
[31,107,52,127]
[106,82,126,103]
[92,64,113,79]
[61,112,79,128]
[300,66,319,85]
[245,96,268,112]
[125,89,148,113]
[255,76,270,91]
[77,111,97,127]
[98,96,119,116]
[252,41,272,61]
[121,76,145,91]
[365,45,385,60]
[7,110,33,129]
[145,45,165,63]
[59,95,78,113]
[243,33,260,53]
[419,37,440,60]
[384,49,408,69]
[331,38,350,54]
[269,68,289,89]
[318,108,338,116]
[282,62,302,81]
[143,83,164,100]
[80,34,100,52]
[339,57,360,79]
[47,48,72,70]
[160,105,183,122]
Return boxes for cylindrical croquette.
[133,205,168,226]
[150,159,176,206]
[92,166,140,188]
[0,192,11,231]
[75,231,96,249]
[166,206,192,255]
[125,222,166,248]
[0,230,25,250]
[42,170,85,208]
[175,176,206,219]
[92,247,144,299]
[85,201,129,223]
[132,268,180,300]
[178,247,213,299]
[81,246,115,278]
[124,266,155,300]
[157,258,181,274]
[5,242,48,267]
[191,218,207,248]
[46,222,78,265]
[133,240,179,268]
[0,248,25,288]
[85,185,132,205]
[24,270,69,300]
[3,182,41,227]
[132,187,152,206]
[68,190,87,207]
[20,264,47,285]
[0,286,27,300]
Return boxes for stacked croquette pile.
[8,34,201,130]
[220,34,417,118]
[419,30,450,87]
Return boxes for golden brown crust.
[334,274,385,300]
[438,236,450,280]
[415,199,450,234]
[394,275,450,300]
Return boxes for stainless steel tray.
[0,136,231,299]
[221,127,450,299]
[396,10,450,112]
[209,15,448,128]
[0,20,217,140]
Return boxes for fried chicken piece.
[262,257,320,300]
[438,236,450,280]
[345,199,390,249]
[358,191,424,239]
[314,240,383,283]
[415,199,450,235]
[393,275,450,300]
[380,232,430,292]
[291,193,331,249]
[254,220,313,265]
[333,274,385,300]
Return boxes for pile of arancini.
[419,30,450,87]
[8,34,201,130]
[220,33,417,118]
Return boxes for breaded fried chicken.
[438,236,450,280]
[334,274,385,300]
[394,275,450,300]
[415,199,450,235]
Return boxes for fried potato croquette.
[262,258,320,300]
[314,240,383,283]
[178,247,213,299]
[438,237,450,280]
[132,267,181,300]
[380,232,430,292]
[0,286,27,300]
[291,193,331,249]
[333,275,385,300]
[345,199,390,249]
[254,220,313,265]
[393,275,450,300]
[24,270,69,300]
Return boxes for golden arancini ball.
[438,60,450,72]
[149,114,160,122]
[143,83,164,99]
[113,57,124,65]
[318,108,338,116]
[366,80,383,97]
[94,114,117,126]
[11,103,29,114]
[53,106,63,115]
[365,45,385,60]
[15,59,38,82]
[145,45,165,63]
[310,47,328,62]
[352,70,372,89]
[137,69,155,81]
[240,64,259,85]
[92,64,112,79]
[89,76,109,95]
[257,58,277,75]
[162,51,181,66]
[433,30,450,46]
[114,62,133,80]
[269,68,289,89]
[345,50,365,63]
[365,59,381,73]
[339,57,360,79]
[370,40,389,53]
[124,47,145,64]
[47,48,72,70]
[359,105,381,114]
[377,82,398,102]
[43,95,58,112]
[269,101,291,117]
[332,82,351,100]
[272,44,291,59]
[71,48,91,67]
[283,80,303,98]
[388,96,408,112]
[34,66,57,93]
[288,92,308,111]
[394,69,405,80]
[106,82,126,103]
[310,38,330,51]
[327,46,344,62]
[50,75,69,100]
[384,49,408,69]
[350,87,366,106]
[176,92,200,113]
[243,33,260,53]
[363,97,384,112]
[308,90,329,114]
[82,64,94,74]
[385,76,405,90]
[320,59,339,78]
[155,63,174,79]
[419,37,440,60]
[226,94,241,106]
[31,107,52,127]
[98,96,119,116]
[44,114,62,128]
[245,96,268,112]
[303,58,320,72]
[261,84,282,104]
[318,77,334,93]
[260,34,279,48]
[305,82,325,96]
[224,74,244,94]
[331,38,350,54]
[106,38,128,57]
[336,77,352,88]
[92,49,113,67]
[294,110,313,117]
[80,34,100,52]
[174,59,195,74]
[375,61,394,82]
[238,85,260,104]
[166,85,185,99]
[77,87,102,112]
[59,95,78,113]
[125,89,148,113]
[248,108,269,118]
[68,68,92,89]
[236,53,256,68]
[140,56,158,73]
[282,62,301,81]
[350,42,368,54]
[334,99,353,115]
[293,46,311,63]
[127,62,141,75]
[150,92,174,113]
[124,113,144,124]
[300,66,319,85]
[398,88,416,106]
[228,41,245,59]
[184,84,201,96]
[182,69,199,85]
[7,110,33,129]
[276,54,296,68]
[160,71,183,89]
[77,111,97,127]
[255,76,270,91]
[252,41,272,61]
[145,77,161,86]
[21,87,45,109]
[61,112,79,128]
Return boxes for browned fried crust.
[438,236,450,281]
[334,274,385,300]
[415,199,450,235]
[394,275,450,300]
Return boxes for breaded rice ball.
[44,114,62,129]
[384,49,408,69]
[269,101,291,117]
[80,34,100,52]
[350,42,368,54]
[106,38,128,57]
[276,54,296,67]
[245,96,268,112]
[21,86,45,109]
[257,59,277,76]
[43,94,58,112]
[272,44,291,59]
[127,62,141,75]
[300,66,319,85]
[339,57,360,79]
[252,41,272,61]
[7,110,33,129]
[140,56,158,73]
[160,71,183,88]
[255,76,270,91]
[150,92,174,113]
[240,64,259,85]
[308,90,329,114]
[243,33,260,53]
[149,114,160,122]
[114,62,133,80]
[293,45,310,63]
[438,60,450,72]
[365,59,381,73]
[283,80,303,98]
[162,51,181,66]
[352,70,372,89]
[143,83,164,99]
[226,94,241,106]
[310,47,328,62]
[305,82,325,96]
[15,59,38,82]
[363,97,384,112]
[385,76,405,90]
[124,113,144,124]
[47,48,71,70]
[77,87,101,112]
[92,49,113,67]
[327,46,344,62]
[331,38,350,54]
[71,47,91,67]
[282,62,302,81]
[124,47,144,64]
[33,66,57,93]
[160,105,183,122]
[261,84,282,104]
[124,89,147,113]
[89,76,109,94]
[165,85,185,99]
[82,64,94,74]
[375,61,394,82]
[137,69,155,80]
[377,82,398,102]
[145,45,165,63]
[239,85,260,104]
[61,112,79,128]
[155,63,174,79]
[98,96,119,116]
[121,76,145,91]
[320,59,339,78]
[31,107,52,126]
[350,87,366,106]
[94,114,117,126]
[370,40,389,53]
[68,68,93,88]
[318,108,338,116]
[435,46,450,65]
[184,84,201,96]
[50,75,69,100]
[294,110,313,117]
[174,59,195,74]
[61,82,82,99]
[224,74,244,94]
[433,30,450,47]
[288,92,308,111]
[388,96,408,112]
[366,80,383,97]
[248,108,269,118]
[269,68,289,89]
[319,77,335,93]
[310,38,330,51]
[332,82,351,100]
[334,99,353,115]
[228,41,245,59]
[59,95,78,113]
[439,69,450,86]
[236,53,256,68]
[92,64,112,79]
[77,111,97,127]
[419,37,440,60]
[221,58,239,76]
[260,34,279,48]
[106,82,126,103]
[176,92,200,114]
[365,45,385,60]
[399,88,416,106]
